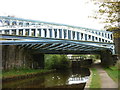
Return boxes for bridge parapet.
[0,16,113,43]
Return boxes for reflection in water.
[68,75,89,85]
[3,68,90,88]
[67,68,90,85]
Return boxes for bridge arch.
[19,22,23,26]
[12,21,17,25]
[4,20,10,26]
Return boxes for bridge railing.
[0,26,113,43]
[0,16,113,43]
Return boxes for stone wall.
[2,45,44,70]
[114,37,120,60]
[100,50,114,67]
[113,30,120,60]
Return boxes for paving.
[92,63,118,89]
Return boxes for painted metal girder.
[0,34,114,54]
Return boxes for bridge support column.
[2,45,45,70]
[46,29,50,38]
[79,32,81,40]
[35,28,38,37]
[100,50,114,67]
[57,29,59,39]
[61,29,64,39]
[85,34,88,41]
[66,30,68,39]
[71,31,73,40]
[29,29,32,36]
[41,29,44,37]
[74,32,77,40]
[52,29,55,38]
[1,30,5,34]
[90,36,92,41]
[23,29,25,36]
[113,30,120,60]
[16,29,19,35]
[9,30,12,35]
[109,34,112,40]
[82,33,85,41]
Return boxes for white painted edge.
[84,69,92,90]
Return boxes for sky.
[0,0,105,30]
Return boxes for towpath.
[93,64,118,89]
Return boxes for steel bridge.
[0,16,114,54]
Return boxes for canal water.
[3,68,90,89]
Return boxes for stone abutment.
[2,45,44,70]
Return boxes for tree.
[45,54,70,70]
[89,1,119,29]
[89,0,120,59]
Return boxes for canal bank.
[84,69,92,89]
[2,68,90,89]
[2,69,56,82]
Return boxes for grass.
[104,66,120,83]
[2,69,52,79]
[90,68,101,89]
[0,71,2,79]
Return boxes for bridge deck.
[0,16,114,54]
[0,34,114,54]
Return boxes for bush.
[59,55,70,70]
[45,54,70,70]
